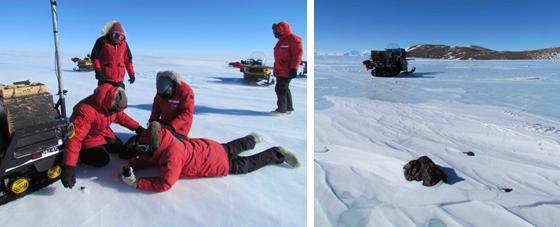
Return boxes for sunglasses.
[111,33,125,41]
[137,144,150,154]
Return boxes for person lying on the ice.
[120,122,300,192]
[61,84,145,189]
[149,70,194,138]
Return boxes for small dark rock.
[80,186,86,191]
[500,187,513,192]
[463,151,475,156]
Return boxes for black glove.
[61,166,76,189]
[289,68,298,78]
[95,70,105,80]
[128,74,135,84]
[135,126,146,135]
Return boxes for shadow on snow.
[128,104,270,117]
[208,77,274,87]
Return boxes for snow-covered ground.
[0,48,306,227]
[315,56,560,227]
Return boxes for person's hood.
[138,121,179,158]
[91,84,127,113]
[101,20,127,40]
[275,22,293,37]
[156,70,182,84]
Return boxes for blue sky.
[0,0,306,52]
[316,0,560,51]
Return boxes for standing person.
[120,122,300,192]
[149,70,195,138]
[91,20,135,88]
[60,84,145,189]
[271,22,303,115]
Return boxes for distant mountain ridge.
[406,44,560,60]
[316,45,560,60]
[314,50,369,57]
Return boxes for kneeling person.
[149,70,194,138]
[61,84,145,189]
[120,122,300,192]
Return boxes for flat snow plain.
[0,49,307,227]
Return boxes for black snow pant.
[79,137,125,167]
[98,80,125,89]
[222,135,285,174]
[275,77,293,113]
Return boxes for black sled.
[362,48,415,77]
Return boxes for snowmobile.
[298,61,307,78]
[228,52,275,85]
[362,48,415,77]
[0,0,69,206]
[71,55,94,71]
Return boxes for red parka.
[63,85,140,167]
[149,73,194,137]
[273,22,304,78]
[129,127,230,192]
[91,21,135,83]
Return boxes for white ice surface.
[315,56,560,227]
[0,49,306,227]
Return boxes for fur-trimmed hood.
[138,121,182,158]
[156,70,182,84]
[90,84,127,114]
[138,121,162,153]
[101,20,127,39]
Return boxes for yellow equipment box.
[0,83,48,98]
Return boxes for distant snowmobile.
[228,52,275,85]
[71,55,94,72]
[299,61,307,78]
[362,48,415,77]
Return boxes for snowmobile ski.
[403,67,416,74]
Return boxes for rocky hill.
[406,44,560,60]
